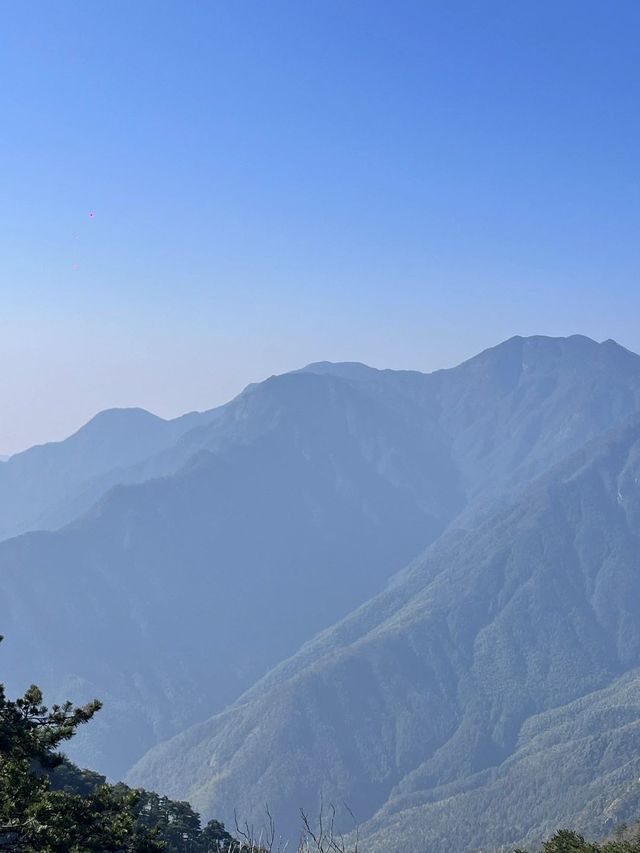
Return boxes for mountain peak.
[297,361,383,381]
[451,333,640,376]
[74,407,166,439]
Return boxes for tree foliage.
[0,635,240,852]
[515,823,640,852]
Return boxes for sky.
[2,1,640,454]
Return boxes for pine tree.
[0,635,163,852]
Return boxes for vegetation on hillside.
[0,636,240,852]
[516,823,640,852]
[3,630,640,853]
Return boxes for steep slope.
[0,406,218,541]
[127,417,640,852]
[357,669,640,852]
[3,335,637,547]
[4,334,640,790]
[0,370,462,778]
[304,335,640,504]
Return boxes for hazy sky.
[2,1,640,454]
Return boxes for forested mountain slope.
[357,668,640,852]
[128,417,640,853]
[3,334,640,796]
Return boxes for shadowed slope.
[0,370,461,777]
[0,406,219,541]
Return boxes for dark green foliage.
[516,822,640,852]
[0,636,240,852]
[0,633,163,852]
[133,791,240,853]
[538,830,597,852]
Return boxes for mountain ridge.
[0,404,223,542]
[3,333,636,545]
[127,415,640,851]
[4,333,640,851]
[1,368,462,777]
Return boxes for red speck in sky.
[89,211,95,219]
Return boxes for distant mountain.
[305,335,640,506]
[0,406,220,542]
[128,417,640,852]
[4,334,640,806]
[0,370,463,777]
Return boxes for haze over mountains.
[0,406,222,542]
[3,334,640,851]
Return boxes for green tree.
[540,830,599,852]
[0,635,163,852]
[200,820,238,852]
[515,826,640,853]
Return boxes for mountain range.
[3,334,640,851]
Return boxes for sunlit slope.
[128,417,640,852]
[358,668,640,853]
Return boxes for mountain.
[127,416,640,852]
[355,668,640,852]
[3,334,640,801]
[0,406,220,542]
[0,370,462,778]
[307,335,640,505]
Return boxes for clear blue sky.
[2,1,640,453]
